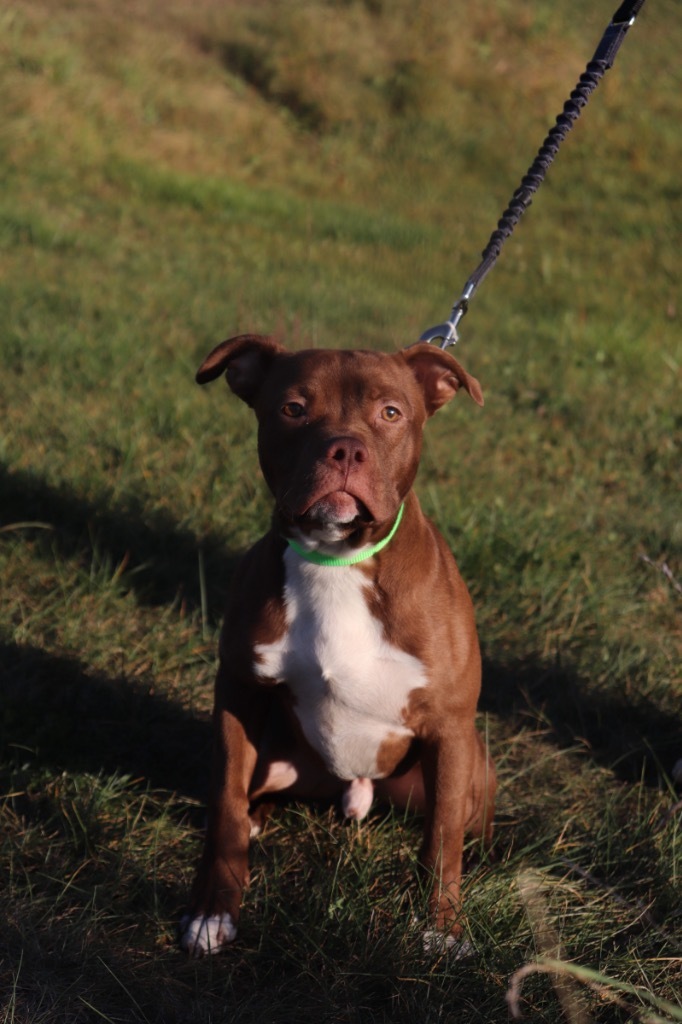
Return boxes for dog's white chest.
[254,549,427,780]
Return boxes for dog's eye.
[381,406,401,422]
[281,401,306,419]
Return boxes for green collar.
[286,503,405,567]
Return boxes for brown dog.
[181,335,496,955]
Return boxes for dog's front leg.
[419,724,478,950]
[181,666,265,956]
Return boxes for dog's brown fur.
[181,336,496,955]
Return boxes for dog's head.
[196,335,482,548]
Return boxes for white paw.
[422,930,474,959]
[180,912,237,956]
[342,777,374,821]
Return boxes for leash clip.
[419,282,475,349]
[416,0,646,354]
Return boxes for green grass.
[1,0,680,1020]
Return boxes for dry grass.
[1,0,680,1021]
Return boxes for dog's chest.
[254,549,427,781]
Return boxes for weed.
[0,1,680,1021]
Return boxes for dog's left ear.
[402,343,484,415]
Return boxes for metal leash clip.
[416,0,646,354]
[419,282,475,349]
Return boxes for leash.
[420,0,648,349]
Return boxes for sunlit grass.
[1,0,680,1020]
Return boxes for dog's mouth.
[299,491,373,530]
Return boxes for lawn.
[0,1,680,1021]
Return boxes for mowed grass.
[1,0,680,1021]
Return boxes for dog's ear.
[402,343,483,415]
[196,334,287,407]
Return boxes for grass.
[0,0,680,1020]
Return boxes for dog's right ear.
[195,334,286,407]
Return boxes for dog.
[180,334,496,955]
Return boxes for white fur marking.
[342,777,375,821]
[180,912,237,956]
[289,523,374,554]
[254,549,427,781]
[422,930,474,959]
[259,759,299,793]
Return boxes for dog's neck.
[285,504,405,567]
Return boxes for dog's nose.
[326,437,368,466]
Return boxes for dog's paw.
[179,912,237,956]
[342,777,374,821]
[422,929,474,960]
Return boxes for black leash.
[420,0,648,349]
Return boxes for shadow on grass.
[1,637,676,826]
[0,462,240,620]
[4,497,676,1006]
[0,644,515,1023]
[480,656,680,787]
[0,888,512,1024]
[0,641,211,804]
[2,462,678,794]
